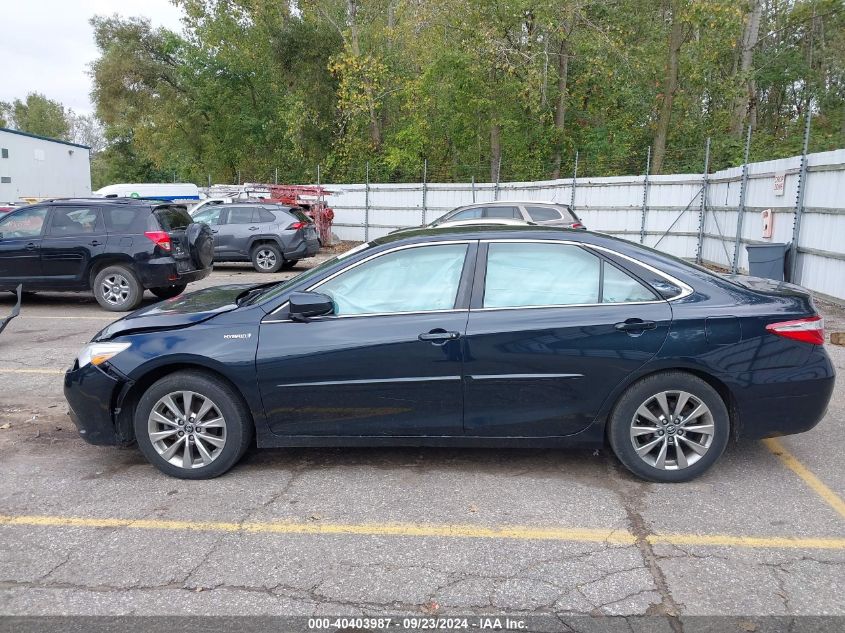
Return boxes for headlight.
[77,342,131,369]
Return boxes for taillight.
[765,315,825,345]
[287,221,308,230]
[144,230,172,252]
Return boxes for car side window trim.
[469,238,691,311]
[262,240,477,323]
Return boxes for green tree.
[7,93,72,140]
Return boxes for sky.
[0,0,185,116]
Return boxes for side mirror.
[288,291,334,322]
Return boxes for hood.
[95,284,255,341]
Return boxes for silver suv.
[431,201,584,229]
[192,203,320,272]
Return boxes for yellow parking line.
[1,513,844,550]
[0,368,65,375]
[763,437,845,521]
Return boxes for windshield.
[245,242,372,305]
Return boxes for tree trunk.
[730,0,763,136]
[551,38,570,179]
[490,122,501,183]
[652,4,684,175]
[346,0,381,149]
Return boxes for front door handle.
[25,242,37,251]
[211,229,219,234]
[89,240,102,247]
[418,329,461,343]
[248,226,259,231]
[615,319,657,333]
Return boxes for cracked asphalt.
[0,258,844,624]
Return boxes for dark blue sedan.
[64,226,835,482]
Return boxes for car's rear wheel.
[150,284,187,300]
[134,371,253,479]
[282,259,299,269]
[608,372,729,483]
[251,243,283,273]
[93,265,143,312]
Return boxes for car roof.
[456,200,568,208]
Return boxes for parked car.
[94,183,200,202]
[192,203,320,272]
[64,225,833,482]
[0,198,213,311]
[189,197,233,216]
[430,201,585,229]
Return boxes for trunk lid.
[720,273,816,315]
[95,284,255,341]
[152,205,195,271]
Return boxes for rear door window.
[226,207,257,224]
[257,209,277,223]
[525,206,563,222]
[153,206,192,231]
[47,207,102,236]
[483,206,521,219]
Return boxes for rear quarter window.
[526,206,563,222]
[103,207,147,233]
[153,206,192,231]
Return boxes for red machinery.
[266,185,335,246]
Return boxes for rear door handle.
[89,240,102,247]
[418,330,461,343]
[248,226,259,231]
[615,319,657,333]
[25,242,37,251]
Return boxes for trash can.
[746,242,789,281]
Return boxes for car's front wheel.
[608,372,729,483]
[150,284,187,300]
[134,371,253,479]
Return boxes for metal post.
[570,150,579,213]
[695,137,711,264]
[316,164,321,188]
[789,113,812,283]
[639,147,651,244]
[237,170,241,186]
[173,171,176,183]
[493,155,502,201]
[732,125,753,273]
[364,161,370,242]
[471,175,476,203]
[422,159,428,225]
[274,167,278,185]
[207,174,211,189]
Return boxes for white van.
[93,183,200,201]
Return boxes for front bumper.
[731,346,836,439]
[138,258,212,289]
[64,361,132,446]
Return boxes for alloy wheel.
[101,274,130,306]
[629,390,715,471]
[255,249,277,270]
[147,391,227,469]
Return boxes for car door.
[40,205,106,286]
[257,241,476,436]
[0,206,49,285]
[192,206,225,257]
[463,239,672,437]
[217,206,258,257]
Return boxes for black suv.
[0,198,213,311]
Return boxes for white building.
[0,127,91,202]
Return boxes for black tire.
[281,259,299,270]
[607,371,730,483]
[187,223,214,269]
[93,265,143,312]
[150,284,187,300]
[251,243,283,273]
[134,371,254,479]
